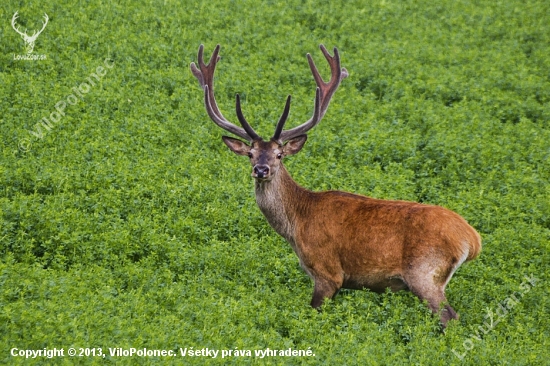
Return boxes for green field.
[1,0,549,364]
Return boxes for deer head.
[190,44,348,181]
[11,12,49,54]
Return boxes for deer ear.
[283,135,307,156]
[222,136,251,156]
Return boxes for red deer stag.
[191,44,481,327]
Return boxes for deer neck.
[254,164,308,244]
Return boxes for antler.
[190,44,260,142]
[11,12,48,39]
[33,13,49,38]
[11,12,27,38]
[274,45,348,142]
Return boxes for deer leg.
[410,284,457,326]
[310,276,342,309]
[404,267,459,328]
[422,290,458,326]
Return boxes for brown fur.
[224,137,481,327]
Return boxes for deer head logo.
[11,12,49,54]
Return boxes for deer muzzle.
[253,165,270,179]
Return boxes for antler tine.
[191,44,259,142]
[236,94,261,140]
[271,95,292,142]
[315,45,349,117]
[278,45,347,142]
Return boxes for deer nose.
[253,165,270,178]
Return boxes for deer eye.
[247,152,253,158]
[277,153,282,159]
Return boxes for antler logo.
[11,11,49,54]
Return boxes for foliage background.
[1,0,549,364]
